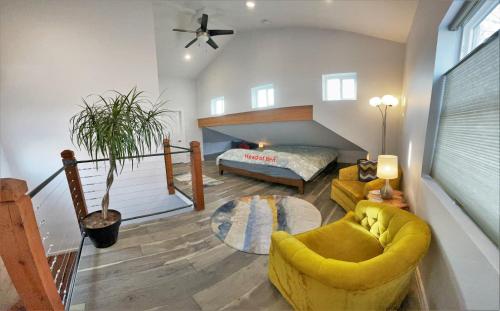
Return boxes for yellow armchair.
[268,201,430,311]
[332,164,402,212]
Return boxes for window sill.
[421,175,499,272]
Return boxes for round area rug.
[211,195,322,254]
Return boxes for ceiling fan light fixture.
[246,1,256,9]
[199,33,210,42]
[173,13,234,50]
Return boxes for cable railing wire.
[20,145,195,308]
[26,168,82,308]
[76,150,190,164]
[121,203,193,222]
[27,166,65,198]
[63,232,86,310]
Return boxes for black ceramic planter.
[83,209,122,248]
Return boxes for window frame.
[460,1,499,59]
[416,2,500,285]
[322,72,357,101]
[210,96,225,116]
[251,84,275,109]
[422,32,499,255]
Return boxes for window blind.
[431,32,499,246]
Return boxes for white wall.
[0,0,160,188]
[158,77,202,152]
[0,143,11,177]
[400,0,499,309]
[196,28,406,157]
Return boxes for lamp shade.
[377,155,398,179]
[382,95,399,106]
[369,97,381,107]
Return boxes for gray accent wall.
[202,128,239,157]
[204,121,366,163]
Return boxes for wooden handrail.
[189,141,205,211]
[163,138,175,195]
[0,178,64,311]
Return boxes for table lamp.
[377,155,398,199]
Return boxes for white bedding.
[216,145,338,181]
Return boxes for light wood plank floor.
[71,161,419,311]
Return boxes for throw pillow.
[357,159,377,182]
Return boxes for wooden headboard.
[197,105,313,128]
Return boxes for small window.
[251,84,274,109]
[461,2,500,58]
[322,73,357,101]
[210,96,224,115]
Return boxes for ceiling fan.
[173,14,234,50]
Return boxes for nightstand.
[366,189,409,210]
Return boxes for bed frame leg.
[298,182,305,194]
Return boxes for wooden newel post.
[61,150,88,223]
[163,138,175,195]
[189,141,205,211]
[0,178,64,311]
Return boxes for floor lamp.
[369,95,399,154]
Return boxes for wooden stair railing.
[0,178,64,311]
[162,139,205,211]
[189,141,205,211]
[0,139,205,310]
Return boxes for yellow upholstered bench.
[268,200,430,311]
[331,164,402,212]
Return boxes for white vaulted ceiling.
[153,0,418,79]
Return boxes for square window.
[322,73,357,101]
[342,78,356,99]
[251,84,275,109]
[473,5,500,47]
[326,79,341,100]
[210,96,224,115]
[461,2,500,58]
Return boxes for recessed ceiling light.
[246,1,256,9]
[184,53,191,61]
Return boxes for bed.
[216,146,338,193]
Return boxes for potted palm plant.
[70,88,167,248]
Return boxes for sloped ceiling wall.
[204,121,366,162]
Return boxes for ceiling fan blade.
[200,14,208,32]
[185,38,198,48]
[208,29,234,36]
[206,38,219,49]
[173,28,197,33]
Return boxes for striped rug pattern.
[211,195,322,254]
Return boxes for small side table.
[366,190,409,210]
